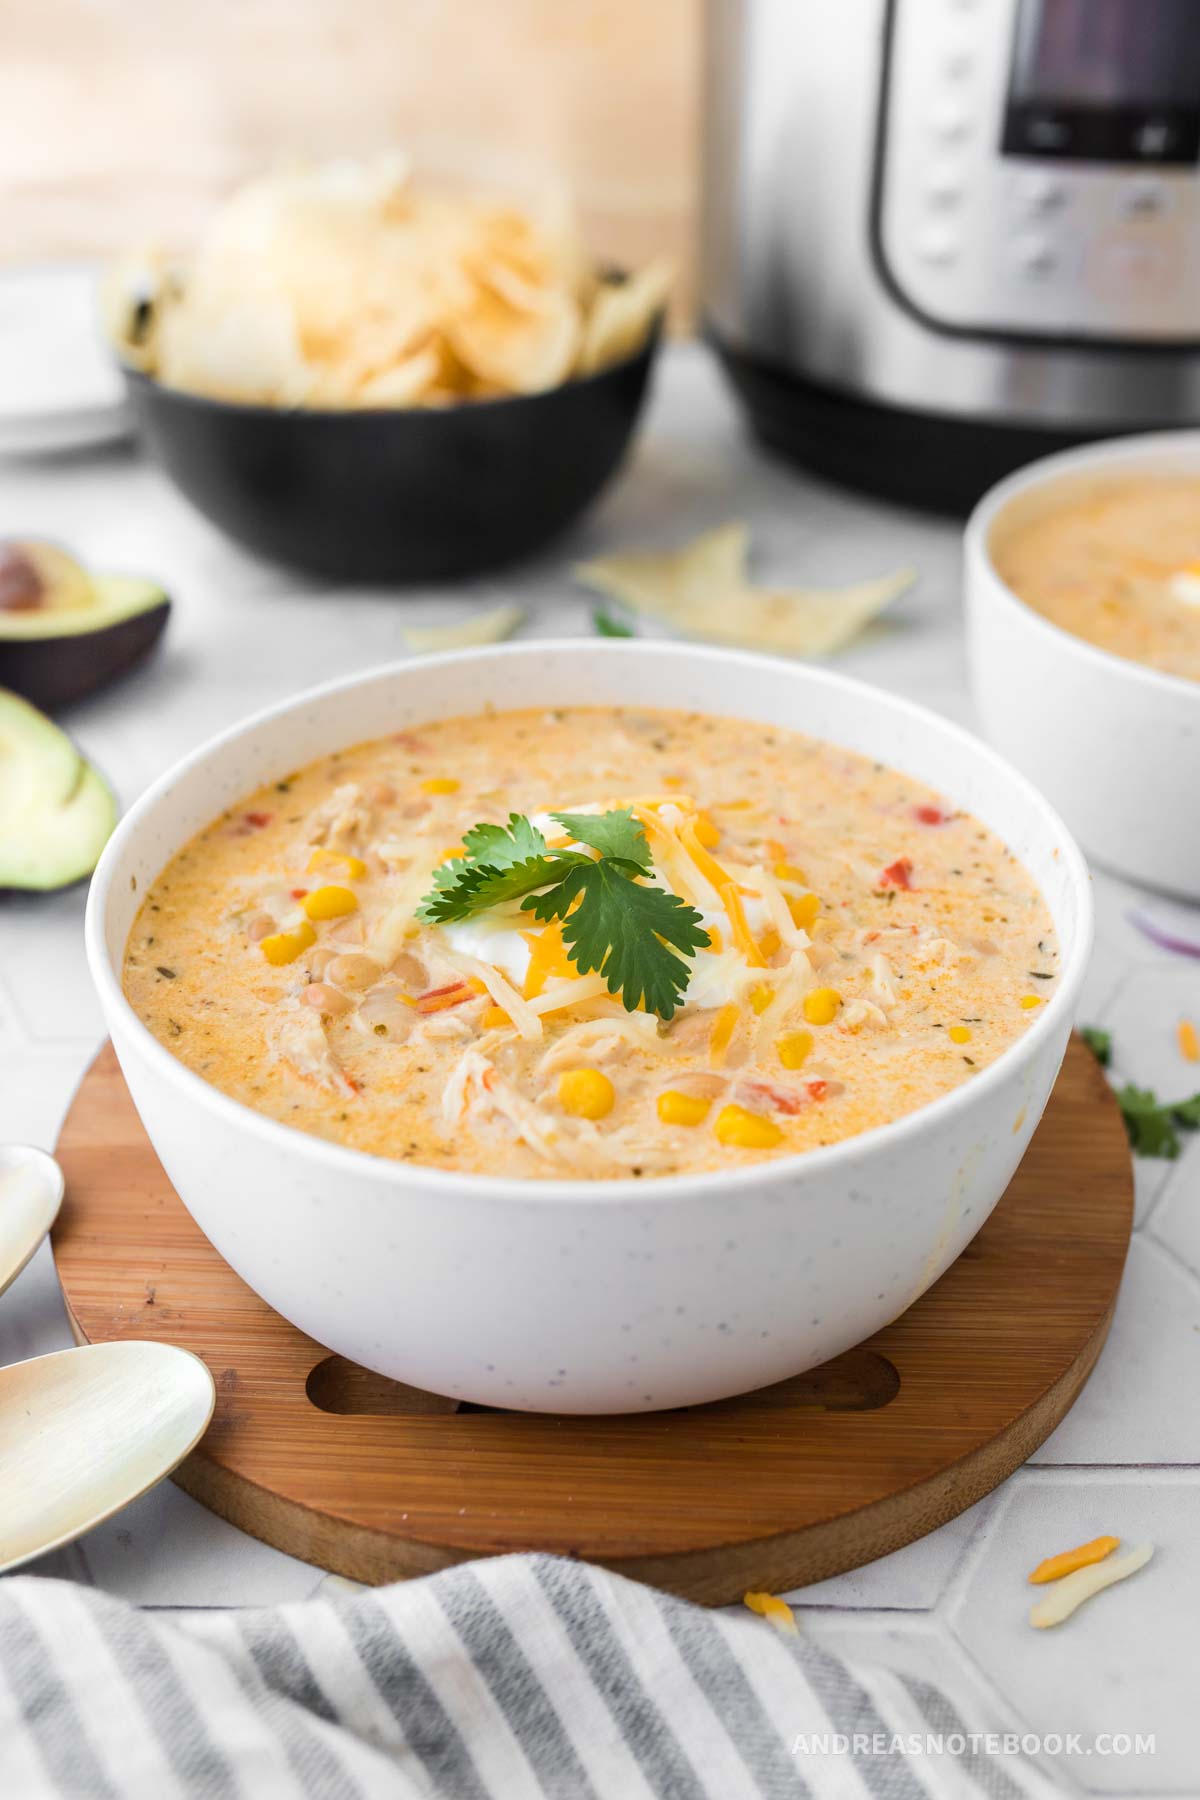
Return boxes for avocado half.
[0,540,169,711]
[0,689,117,892]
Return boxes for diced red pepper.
[914,805,946,826]
[243,811,273,829]
[289,888,309,900]
[879,857,914,890]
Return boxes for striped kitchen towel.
[0,1553,1067,1800]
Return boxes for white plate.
[0,265,129,455]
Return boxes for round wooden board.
[52,1037,1132,1605]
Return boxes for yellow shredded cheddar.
[680,818,734,893]
[704,924,724,954]
[437,845,466,863]
[481,1004,511,1030]
[743,1591,798,1635]
[750,984,775,1015]
[694,812,721,849]
[774,862,807,886]
[720,881,766,967]
[306,847,367,880]
[1029,1535,1120,1585]
[758,928,782,960]
[710,1002,740,1063]
[1179,1019,1200,1062]
[521,921,579,998]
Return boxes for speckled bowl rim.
[85,640,1093,1206]
[966,427,1200,707]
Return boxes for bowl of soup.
[966,431,1200,898]
[85,642,1091,1412]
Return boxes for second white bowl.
[966,430,1200,899]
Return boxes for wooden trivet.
[52,1037,1132,1604]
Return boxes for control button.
[929,99,972,142]
[1015,173,1069,216]
[925,161,965,208]
[1089,229,1176,299]
[915,225,959,266]
[1013,234,1057,278]
[1115,180,1171,221]
[941,45,973,79]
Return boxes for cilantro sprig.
[1081,1024,1200,1158]
[418,808,707,1019]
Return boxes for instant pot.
[702,0,1200,509]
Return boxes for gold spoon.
[0,1145,64,1301]
[0,1147,216,1575]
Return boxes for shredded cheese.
[1029,1542,1153,1629]
[441,950,542,1041]
[720,882,766,968]
[743,1591,799,1636]
[1029,1535,1119,1585]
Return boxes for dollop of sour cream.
[435,801,773,1010]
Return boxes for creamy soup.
[124,707,1057,1180]
[994,475,1200,683]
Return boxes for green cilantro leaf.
[593,607,634,638]
[550,807,650,869]
[1116,1084,1183,1159]
[523,861,708,1019]
[419,855,567,923]
[1080,1026,1112,1067]
[460,813,549,871]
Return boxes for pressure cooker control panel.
[876,0,1200,340]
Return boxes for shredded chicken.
[272,1005,355,1096]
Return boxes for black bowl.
[122,326,660,583]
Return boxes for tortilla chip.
[576,261,672,375]
[402,602,525,653]
[575,524,913,657]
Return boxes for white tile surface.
[949,1472,1194,1794]
[0,344,1192,1783]
[1031,1236,1200,1466]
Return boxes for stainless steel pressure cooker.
[702,0,1200,508]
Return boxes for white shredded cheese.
[1029,1542,1153,1629]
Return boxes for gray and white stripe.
[0,1553,1064,1799]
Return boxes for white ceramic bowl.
[85,642,1092,1413]
[966,430,1200,899]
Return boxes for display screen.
[1003,0,1200,163]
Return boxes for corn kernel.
[657,1090,711,1127]
[558,1068,615,1120]
[260,922,316,966]
[481,1005,510,1030]
[949,1025,972,1044]
[1179,1019,1200,1062]
[777,1030,813,1070]
[302,885,359,921]
[803,986,842,1026]
[306,847,367,880]
[715,1104,783,1150]
[788,893,820,931]
[750,984,775,1015]
[438,845,466,864]
[774,862,807,886]
[421,777,460,795]
[693,812,721,849]
[1019,994,1044,1010]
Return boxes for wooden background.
[0,0,700,312]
